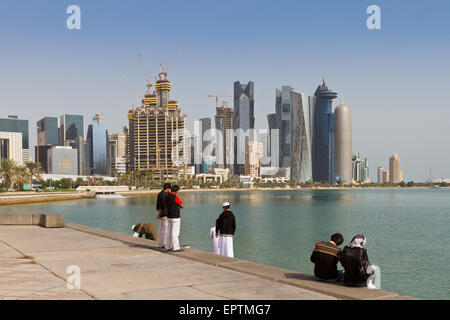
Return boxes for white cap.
[131,225,136,231]
[222,202,230,207]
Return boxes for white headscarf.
[349,234,366,248]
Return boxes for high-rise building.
[123,126,130,171]
[127,73,187,179]
[389,153,402,183]
[275,86,292,168]
[382,170,390,183]
[70,137,89,176]
[47,146,78,175]
[290,90,316,183]
[234,81,255,131]
[377,166,384,184]
[352,152,370,183]
[267,113,276,131]
[312,79,337,182]
[87,113,110,176]
[35,145,52,172]
[109,133,127,175]
[333,101,352,184]
[37,117,59,146]
[245,140,263,178]
[0,117,29,163]
[233,81,255,175]
[196,117,212,174]
[59,114,84,146]
[0,131,23,165]
[266,113,276,160]
[215,102,235,169]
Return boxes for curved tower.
[333,102,352,184]
[312,78,337,182]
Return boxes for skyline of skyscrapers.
[0,76,408,183]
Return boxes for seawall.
[0,213,419,300]
[0,192,96,206]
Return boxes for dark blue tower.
[312,78,337,182]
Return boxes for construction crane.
[208,94,232,108]
[138,53,153,94]
[159,40,188,78]
[120,73,142,102]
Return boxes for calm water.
[1,189,449,299]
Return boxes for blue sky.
[1,0,449,181]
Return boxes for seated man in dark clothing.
[132,223,158,241]
[340,234,375,287]
[310,233,344,281]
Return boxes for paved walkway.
[0,225,335,300]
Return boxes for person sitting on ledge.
[310,233,344,282]
[131,223,158,241]
[340,234,377,288]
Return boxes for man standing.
[165,185,184,252]
[215,202,236,258]
[310,233,344,281]
[156,183,171,249]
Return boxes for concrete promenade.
[0,214,417,300]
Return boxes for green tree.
[25,161,44,188]
[0,159,25,190]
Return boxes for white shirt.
[208,226,219,254]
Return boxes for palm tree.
[15,166,28,190]
[0,159,19,190]
[25,161,44,189]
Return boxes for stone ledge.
[0,213,65,228]
[66,222,414,300]
[0,192,95,205]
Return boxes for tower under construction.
[127,71,187,180]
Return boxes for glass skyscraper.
[233,81,255,131]
[233,81,255,175]
[0,117,29,149]
[275,86,292,168]
[290,90,316,183]
[37,117,59,146]
[59,114,84,145]
[312,79,337,182]
[87,113,110,176]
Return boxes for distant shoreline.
[0,186,446,206]
[119,186,444,196]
